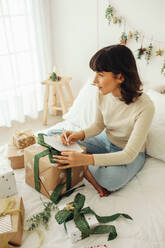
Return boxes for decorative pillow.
[63,78,98,129]
[146,90,165,162]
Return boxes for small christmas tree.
[49,72,61,81]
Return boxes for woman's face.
[93,71,123,96]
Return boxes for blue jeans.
[47,129,146,191]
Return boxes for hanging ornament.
[136,35,146,59]
[128,31,133,40]
[145,43,153,64]
[118,16,122,26]
[136,47,146,59]
[134,31,140,42]
[161,60,165,76]
[113,16,118,24]
[120,32,127,45]
[155,49,164,56]
[105,4,114,25]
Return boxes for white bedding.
[1,120,165,248]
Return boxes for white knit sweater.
[84,91,155,166]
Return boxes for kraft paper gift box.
[13,129,36,149]
[8,144,24,170]
[0,196,24,248]
[0,168,17,198]
[24,143,85,200]
[8,129,36,170]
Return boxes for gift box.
[0,168,17,198]
[66,214,99,243]
[56,193,133,244]
[8,144,24,170]
[13,129,36,149]
[0,196,24,248]
[58,203,99,243]
[24,143,85,201]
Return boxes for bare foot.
[84,167,111,197]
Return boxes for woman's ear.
[117,73,124,84]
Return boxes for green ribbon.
[34,133,84,204]
[55,193,133,241]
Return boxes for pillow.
[143,81,165,94]
[146,89,165,122]
[146,90,165,162]
[146,122,165,162]
[63,78,98,129]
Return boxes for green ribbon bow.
[55,193,133,241]
[34,133,84,204]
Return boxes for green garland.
[105,3,165,76]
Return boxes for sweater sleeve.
[83,94,105,139]
[93,102,155,166]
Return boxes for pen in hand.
[63,128,69,145]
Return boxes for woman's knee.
[126,152,145,174]
[96,166,128,191]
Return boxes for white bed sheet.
[1,120,165,248]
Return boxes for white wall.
[50,0,165,97]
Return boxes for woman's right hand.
[61,130,85,145]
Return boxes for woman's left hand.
[54,150,94,169]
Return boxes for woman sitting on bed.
[52,44,155,197]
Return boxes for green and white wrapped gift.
[55,193,133,243]
[0,168,17,198]
[59,203,99,243]
[66,213,99,243]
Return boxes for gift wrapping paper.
[0,196,24,247]
[0,168,17,198]
[8,143,24,169]
[66,214,99,243]
[13,129,36,149]
[24,143,84,199]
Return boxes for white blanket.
[1,120,165,248]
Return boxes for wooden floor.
[0,111,63,146]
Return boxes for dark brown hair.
[89,44,143,104]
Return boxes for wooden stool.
[41,77,74,125]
